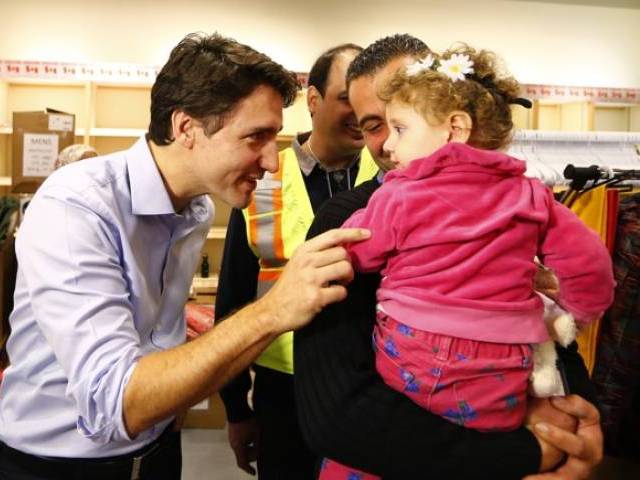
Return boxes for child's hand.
[534,263,559,300]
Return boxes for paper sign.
[191,399,209,410]
[22,133,58,177]
[48,114,74,132]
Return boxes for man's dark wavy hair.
[346,34,430,87]
[149,33,300,145]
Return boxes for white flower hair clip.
[437,53,474,82]
[406,54,436,76]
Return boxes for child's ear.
[447,111,472,143]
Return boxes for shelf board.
[277,134,294,143]
[89,127,146,137]
[4,78,88,87]
[0,126,87,136]
[594,102,638,109]
[94,82,153,89]
[0,176,11,186]
[191,274,218,294]
[207,227,226,239]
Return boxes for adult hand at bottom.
[525,396,577,472]
[524,395,603,480]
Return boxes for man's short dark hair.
[149,32,300,145]
[307,43,363,96]
[346,34,430,87]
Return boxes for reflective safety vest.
[243,147,378,374]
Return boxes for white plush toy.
[529,293,578,397]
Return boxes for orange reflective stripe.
[258,269,281,282]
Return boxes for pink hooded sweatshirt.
[343,142,615,344]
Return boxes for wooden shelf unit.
[510,99,640,133]
[0,79,312,284]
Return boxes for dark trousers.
[253,365,317,480]
[0,429,181,480]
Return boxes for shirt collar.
[292,131,362,177]
[126,137,178,216]
[292,132,316,177]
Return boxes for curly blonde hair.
[379,44,521,151]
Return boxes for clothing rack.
[508,130,640,187]
[560,164,640,207]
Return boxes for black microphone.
[563,164,601,182]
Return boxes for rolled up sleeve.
[17,189,142,444]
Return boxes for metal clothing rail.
[560,164,640,207]
[508,130,640,186]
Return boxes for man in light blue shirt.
[0,33,369,480]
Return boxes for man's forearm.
[123,299,278,437]
[124,227,369,438]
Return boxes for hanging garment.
[592,194,640,457]
[606,189,620,255]
[569,185,609,374]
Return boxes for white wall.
[0,0,638,88]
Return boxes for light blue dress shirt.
[0,137,214,458]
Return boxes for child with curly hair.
[320,45,614,479]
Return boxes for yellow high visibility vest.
[243,147,378,374]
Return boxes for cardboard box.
[12,109,75,193]
[183,393,226,429]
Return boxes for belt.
[0,423,177,480]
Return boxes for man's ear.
[307,85,322,117]
[447,111,472,143]
[171,110,196,148]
